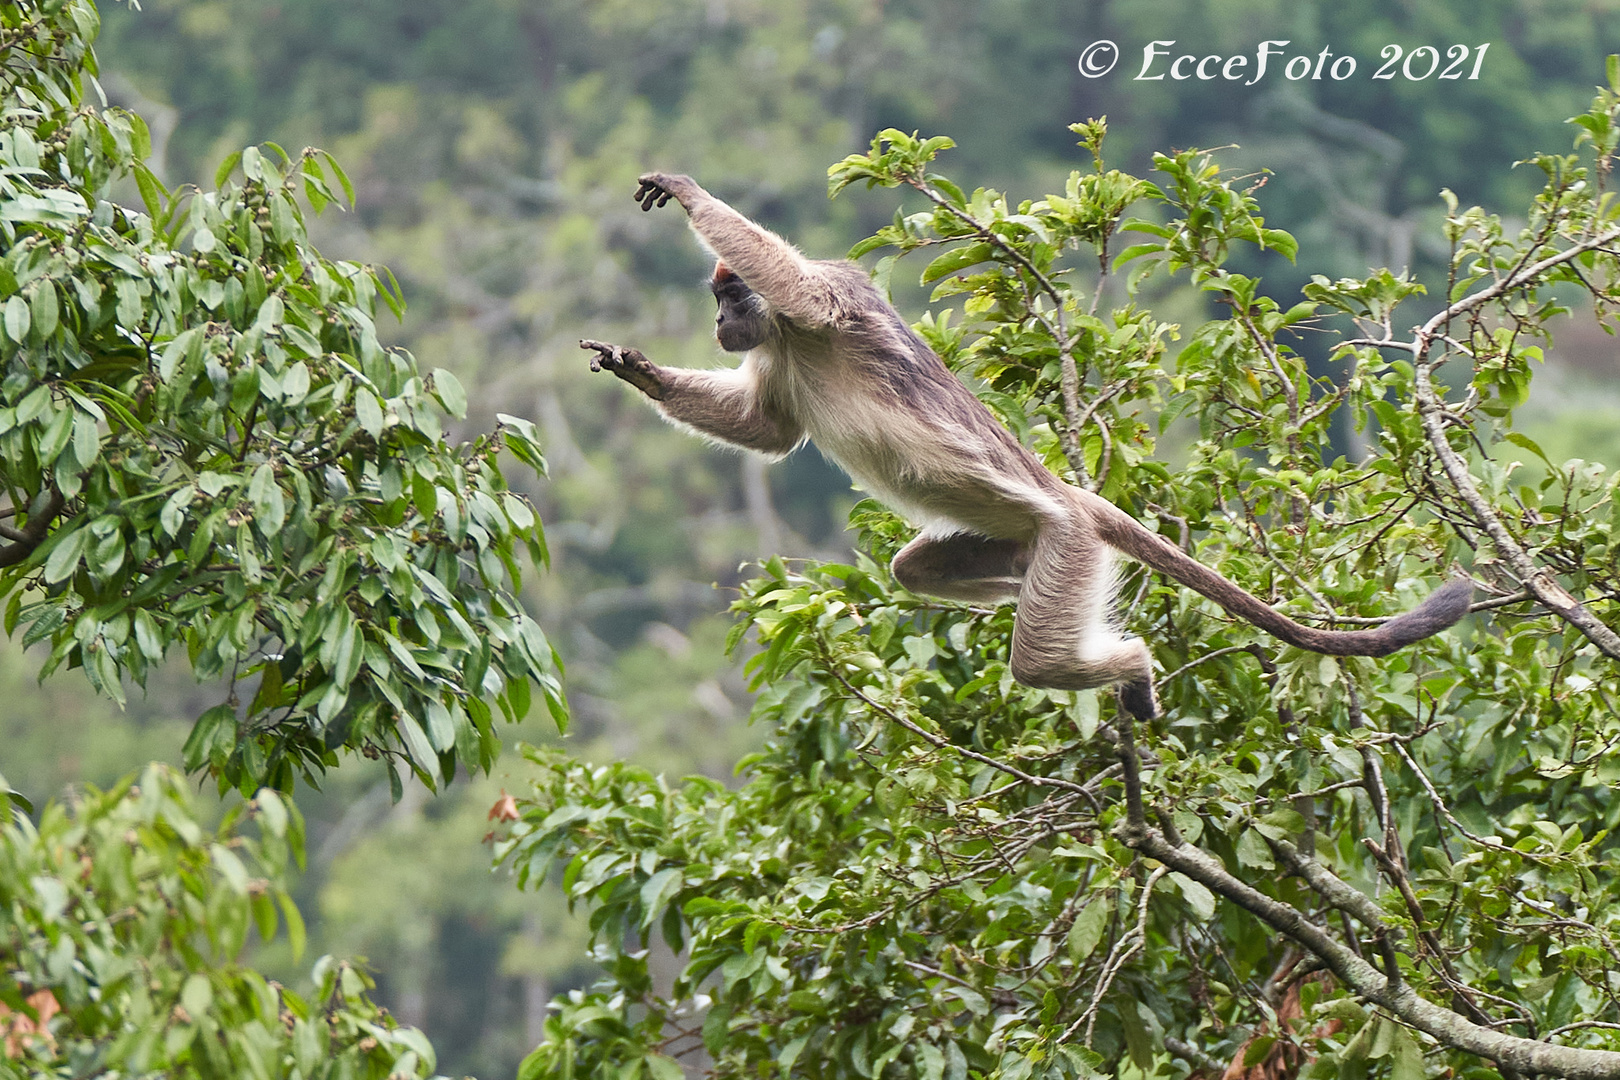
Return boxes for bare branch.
[1164,1035,1226,1074]
[1066,865,1166,1045]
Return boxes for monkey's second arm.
[579,338,803,456]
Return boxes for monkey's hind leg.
[1007,520,1159,720]
[891,532,1027,604]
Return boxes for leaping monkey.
[581,173,1471,718]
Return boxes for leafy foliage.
[494,98,1620,1078]
[0,0,562,796]
[0,764,440,1078]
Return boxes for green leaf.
[431,368,467,418]
[4,295,30,343]
[639,867,683,927]
[0,778,33,817]
[646,1054,684,1080]
[251,889,278,942]
[424,698,456,753]
[395,713,442,786]
[1504,431,1553,467]
[30,281,58,340]
[1236,828,1275,870]
[43,526,89,584]
[1243,1035,1278,1068]
[133,161,167,222]
[320,149,356,204]
[1120,1002,1155,1070]
[160,485,195,537]
[1259,228,1298,261]
[1113,242,1165,267]
[279,889,307,960]
[182,704,237,773]
[248,463,286,535]
[920,242,993,284]
[1388,1026,1424,1080]
[517,1046,547,1080]
[356,390,385,438]
[214,149,243,188]
[1067,896,1109,959]
[1170,872,1216,919]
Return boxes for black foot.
[1119,679,1159,721]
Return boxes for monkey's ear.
[712,260,736,285]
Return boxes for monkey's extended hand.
[580,339,667,400]
[634,172,702,213]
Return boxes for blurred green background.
[9,1,1620,1074]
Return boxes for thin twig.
[1066,865,1166,1045]
[826,667,1093,796]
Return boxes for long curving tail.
[1082,492,1474,656]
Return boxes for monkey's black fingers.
[579,339,620,372]
[635,172,692,212]
[633,179,665,212]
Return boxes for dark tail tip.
[1428,576,1476,621]
[1378,576,1475,650]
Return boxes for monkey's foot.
[1118,679,1159,721]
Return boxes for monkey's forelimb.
[1082,489,1474,656]
[634,172,853,327]
[579,339,803,455]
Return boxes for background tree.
[0,765,440,1079]
[494,95,1620,1079]
[0,4,567,1073]
[0,0,561,798]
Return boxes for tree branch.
[1117,823,1620,1076]
[1413,359,1620,660]
[1408,226,1620,661]
[0,488,65,568]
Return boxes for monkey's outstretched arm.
[580,339,804,455]
[634,173,846,326]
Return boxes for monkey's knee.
[892,534,1024,601]
[1007,643,1069,690]
[889,548,928,594]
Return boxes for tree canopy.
[1,765,436,1078]
[0,0,563,798]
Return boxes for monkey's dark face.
[712,273,768,352]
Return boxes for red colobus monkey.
[581,173,1471,718]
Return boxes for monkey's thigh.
[891,533,1026,603]
[1006,522,1152,693]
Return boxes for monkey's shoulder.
[792,258,896,323]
